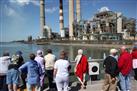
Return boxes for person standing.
[0,52,11,91]
[19,53,42,91]
[15,51,26,91]
[102,49,119,91]
[44,49,56,90]
[6,55,20,91]
[74,49,89,89]
[15,51,24,67]
[54,51,71,91]
[35,50,45,90]
[118,46,132,91]
[131,46,137,80]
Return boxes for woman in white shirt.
[54,51,71,91]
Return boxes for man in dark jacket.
[102,49,119,91]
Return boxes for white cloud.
[45,7,58,14]
[9,0,39,6]
[5,5,17,16]
[31,0,40,6]
[99,6,110,12]
[4,5,24,21]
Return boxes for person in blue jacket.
[19,53,42,91]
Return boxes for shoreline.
[35,41,134,48]
[50,42,133,48]
[10,40,136,48]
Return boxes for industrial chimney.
[76,0,81,22]
[69,0,74,40]
[59,0,65,38]
[40,0,45,38]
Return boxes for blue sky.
[0,0,137,42]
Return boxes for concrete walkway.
[70,79,137,91]
[44,78,137,91]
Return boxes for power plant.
[59,0,65,38]
[39,0,136,40]
[76,0,81,22]
[40,0,45,38]
[69,0,74,39]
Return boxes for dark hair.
[29,53,35,60]
[47,49,52,53]
[3,51,9,56]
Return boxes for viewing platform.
[43,59,137,91]
[43,78,137,91]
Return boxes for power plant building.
[40,0,135,40]
[74,7,136,40]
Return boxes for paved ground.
[44,78,137,91]
[70,79,137,91]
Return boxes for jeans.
[0,75,8,91]
[6,69,19,85]
[119,72,131,91]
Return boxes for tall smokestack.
[59,0,65,38]
[76,0,81,22]
[69,0,74,39]
[40,0,45,38]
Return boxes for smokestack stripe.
[59,0,64,38]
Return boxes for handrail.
[70,59,104,64]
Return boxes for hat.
[37,50,43,56]
[16,51,22,56]
[110,49,118,54]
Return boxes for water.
[0,42,110,80]
[0,42,110,61]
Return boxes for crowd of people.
[102,44,137,91]
[0,44,137,91]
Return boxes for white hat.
[110,49,118,54]
[37,50,43,56]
